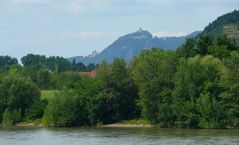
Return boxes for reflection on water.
[0,127,239,145]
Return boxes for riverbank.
[102,123,153,128]
[15,119,43,127]
[101,119,153,128]
[14,123,153,128]
[3,119,153,128]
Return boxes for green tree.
[2,109,21,126]
[0,75,41,123]
[220,51,239,127]
[173,55,225,128]
[196,33,213,55]
[216,34,238,51]
[208,45,230,59]
[25,99,47,120]
[96,59,139,124]
[176,38,196,58]
[74,62,86,72]
[133,48,177,126]
[0,56,18,72]
[21,54,73,73]
[44,77,100,127]
[44,90,79,127]
[208,34,238,59]
[21,54,46,67]
[46,56,72,72]
[36,69,51,89]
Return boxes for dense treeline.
[0,33,239,128]
[44,58,139,126]
[0,56,18,72]
[0,54,97,90]
[21,54,98,73]
[43,34,239,128]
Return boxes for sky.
[0,0,238,59]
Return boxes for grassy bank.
[120,119,151,125]
[102,119,153,128]
[16,119,43,127]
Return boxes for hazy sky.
[0,0,238,59]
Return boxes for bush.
[44,89,93,127]
[2,109,21,126]
[0,75,40,124]
[25,99,48,120]
[43,90,79,127]
[43,77,101,127]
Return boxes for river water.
[0,127,239,145]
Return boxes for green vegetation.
[224,24,239,41]
[1,34,239,128]
[41,90,58,100]
[202,10,239,37]
[173,56,225,128]
[132,49,177,127]
[43,77,100,127]
[120,119,150,125]
[96,59,139,124]
[0,75,41,126]
[0,56,18,72]
[0,10,239,129]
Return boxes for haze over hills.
[69,29,201,64]
[69,10,239,65]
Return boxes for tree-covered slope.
[202,10,239,40]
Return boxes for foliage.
[0,56,18,72]
[1,15,239,128]
[2,109,13,126]
[96,59,139,124]
[21,54,72,72]
[176,38,196,58]
[220,51,239,127]
[25,99,47,120]
[2,109,21,126]
[132,49,177,127]
[177,33,239,59]
[36,69,51,89]
[202,10,239,36]
[173,56,225,128]
[43,90,80,127]
[41,90,58,100]
[0,75,41,124]
[44,77,100,127]
[120,119,150,125]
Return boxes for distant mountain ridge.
[69,29,201,64]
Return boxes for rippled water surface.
[0,127,239,145]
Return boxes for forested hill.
[68,29,200,65]
[202,10,239,40]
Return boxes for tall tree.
[176,38,196,58]
[173,55,225,128]
[196,33,213,55]
[220,51,239,127]
[133,48,177,126]
[96,59,138,123]
[0,56,18,71]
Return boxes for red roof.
[79,71,97,77]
